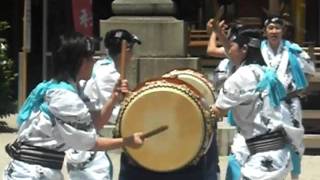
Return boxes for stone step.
[303,109,320,120]
[216,121,236,156]
[304,134,320,149]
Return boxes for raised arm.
[207,19,227,58]
[207,30,227,58]
[207,19,231,56]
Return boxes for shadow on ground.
[0,121,17,133]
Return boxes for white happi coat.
[213,58,236,92]
[83,56,120,123]
[261,40,315,91]
[215,64,304,180]
[66,56,120,180]
[4,82,97,180]
[261,40,315,155]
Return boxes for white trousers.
[3,160,64,180]
[66,151,112,180]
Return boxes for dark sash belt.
[5,141,65,170]
[246,129,288,155]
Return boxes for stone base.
[137,57,199,83]
[216,119,236,156]
[112,0,176,15]
[100,16,187,57]
[123,57,200,88]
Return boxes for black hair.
[244,47,266,66]
[230,29,258,48]
[104,29,141,58]
[231,28,266,66]
[227,22,244,40]
[52,32,95,82]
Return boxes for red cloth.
[72,0,93,36]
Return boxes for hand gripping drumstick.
[141,125,169,139]
[119,39,127,80]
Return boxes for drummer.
[65,29,142,180]
[3,32,144,180]
[210,27,304,179]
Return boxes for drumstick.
[214,6,224,23]
[119,39,127,80]
[141,125,169,139]
[212,5,224,26]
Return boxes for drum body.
[162,69,215,105]
[162,69,218,155]
[116,78,214,172]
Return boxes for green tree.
[0,21,17,117]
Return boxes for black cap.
[232,28,265,66]
[230,28,262,48]
[104,29,141,48]
[264,16,284,27]
[104,29,141,56]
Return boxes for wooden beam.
[292,0,306,43]
[268,0,280,14]
[18,0,31,108]
[18,52,27,108]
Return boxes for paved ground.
[1,114,320,180]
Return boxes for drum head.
[163,69,215,105]
[119,82,206,172]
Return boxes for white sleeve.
[95,67,119,102]
[84,64,120,111]
[83,79,102,111]
[215,66,258,109]
[53,121,97,151]
[213,58,232,90]
[46,89,92,125]
[46,89,97,150]
[297,50,316,75]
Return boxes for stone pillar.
[100,16,187,57]
[100,0,200,88]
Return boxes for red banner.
[72,0,93,36]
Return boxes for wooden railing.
[188,30,210,48]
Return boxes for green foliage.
[0,21,17,118]
[0,21,10,30]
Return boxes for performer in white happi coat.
[207,19,246,129]
[209,17,315,179]
[207,20,241,96]
[66,29,141,180]
[210,28,305,180]
[3,33,144,180]
[65,58,119,180]
[261,16,315,180]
